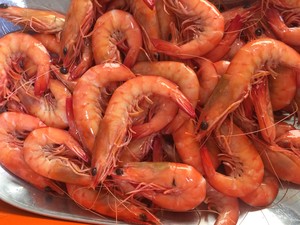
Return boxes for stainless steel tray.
[0,0,300,224]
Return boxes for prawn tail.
[173,91,196,118]
[34,65,50,96]
[151,38,182,57]
[123,48,140,68]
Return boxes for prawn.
[196,38,300,141]
[131,61,200,133]
[201,119,264,197]
[0,32,50,102]
[151,0,225,59]
[91,76,196,186]
[60,0,95,69]
[111,162,206,212]
[17,79,71,129]
[0,112,62,194]
[266,7,300,47]
[72,63,136,153]
[66,184,160,224]
[240,170,279,207]
[23,127,92,186]
[252,135,300,184]
[0,4,65,34]
[205,184,240,225]
[92,9,143,68]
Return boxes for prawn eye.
[91,167,97,176]
[60,66,68,74]
[139,213,148,222]
[0,3,8,8]
[115,168,123,175]
[255,28,263,37]
[200,121,209,130]
[63,47,68,55]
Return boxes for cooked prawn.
[151,0,225,59]
[0,4,65,34]
[266,7,300,47]
[91,76,196,186]
[252,135,300,184]
[92,9,143,68]
[66,183,160,224]
[0,112,62,194]
[60,0,95,69]
[196,38,300,141]
[201,119,264,197]
[23,127,92,186]
[0,32,50,102]
[205,184,240,225]
[111,162,206,211]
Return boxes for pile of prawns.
[0,0,300,224]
